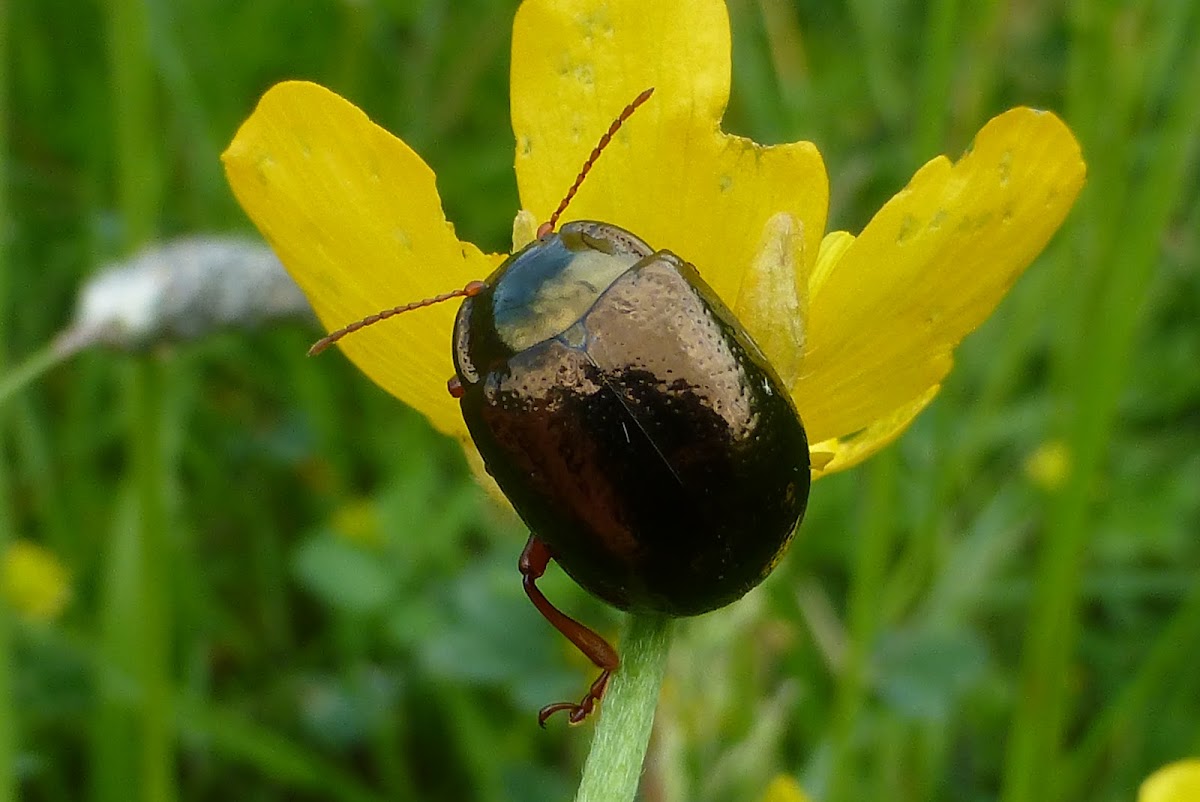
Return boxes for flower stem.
[0,338,84,409]
[0,0,16,796]
[575,613,673,802]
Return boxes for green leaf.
[291,534,392,614]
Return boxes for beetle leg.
[519,535,620,726]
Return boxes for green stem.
[845,0,905,127]
[913,0,960,159]
[0,0,16,796]
[107,0,160,244]
[104,0,171,798]
[828,449,899,802]
[128,362,175,802]
[575,613,673,802]
[0,483,14,802]
[0,338,85,409]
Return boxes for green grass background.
[2,0,1198,800]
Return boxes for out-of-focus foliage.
[0,1,1196,802]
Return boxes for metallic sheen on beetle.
[452,221,811,617]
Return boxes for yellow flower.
[760,775,813,802]
[1,540,72,623]
[1024,439,1072,490]
[222,0,1084,481]
[331,498,384,550]
[1140,760,1200,802]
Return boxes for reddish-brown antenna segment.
[537,87,655,238]
[309,89,655,358]
[308,280,486,356]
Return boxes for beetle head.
[308,89,656,368]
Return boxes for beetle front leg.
[519,535,620,726]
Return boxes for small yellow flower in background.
[1140,760,1200,802]
[222,0,1084,481]
[1,540,71,623]
[761,775,813,802]
[1025,439,1072,490]
[331,498,383,550]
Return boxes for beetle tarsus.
[519,536,620,726]
[537,669,611,727]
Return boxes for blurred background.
[1,1,1197,801]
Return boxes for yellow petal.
[222,81,503,439]
[810,385,939,478]
[510,0,827,309]
[511,209,539,252]
[761,775,814,802]
[734,212,807,388]
[794,108,1085,444]
[809,230,854,299]
[1139,760,1200,802]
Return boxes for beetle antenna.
[308,280,486,356]
[537,87,655,238]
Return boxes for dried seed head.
[69,236,312,350]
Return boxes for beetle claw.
[536,702,576,728]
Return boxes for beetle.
[311,89,810,726]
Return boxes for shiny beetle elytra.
[312,89,810,726]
